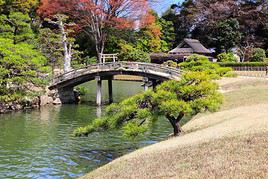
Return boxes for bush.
[163,60,178,68]
[250,48,266,62]
[217,52,237,62]
[180,54,233,79]
[218,62,268,67]
[74,86,88,96]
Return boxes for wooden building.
[168,38,212,55]
[151,38,212,64]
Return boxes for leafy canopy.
[217,52,237,63]
[0,12,35,44]
[0,11,49,102]
[250,48,266,62]
[0,38,48,102]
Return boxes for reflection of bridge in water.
[49,62,182,106]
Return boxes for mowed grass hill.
[81,77,268,179]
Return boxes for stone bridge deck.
[49,62,182,105]
[49,62,181,90]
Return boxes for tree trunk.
[166,113,184,136]
[59,19,71,73]
[96,37,105,64]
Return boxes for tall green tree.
[179,0,268,50]
[0,38,48,102]
[0,12,34,44]
[159,17,175,50]
[38,28,63,76]
[213,19,241,53]
[0,0,39,17]
[0,10,48,102]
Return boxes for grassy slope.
[81,77,268,179]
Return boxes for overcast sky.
[152,0,184,15]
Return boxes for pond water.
[0,81,172,178]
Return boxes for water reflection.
[0,81,172,178]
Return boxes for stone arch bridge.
[49,62,182,105]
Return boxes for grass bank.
[81,77,268,179]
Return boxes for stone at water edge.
[48,97,53,104]
[40,95,49,106]
[53,98,62,105]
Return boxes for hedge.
[218,62,268,67]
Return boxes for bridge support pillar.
[58,87,76,104]
[152,80,157,91]
[143,77,150,91]
[108,79,113,104]
[96,76,102,106]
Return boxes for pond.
[0,81,172,178]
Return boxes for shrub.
[250,48,266,62]
[217,52,237,62]
[163,60,178,68]
[74,86,88,96]
[180,54,233,79]
[218,62,268,67]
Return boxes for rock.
[40,95,49,106]
[48,97,53,104]
[53,98,62,105]
[46,87,57,97]
[16,104,23,110]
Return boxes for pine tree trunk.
[167,113,184,136]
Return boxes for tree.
[118,40,150,62]
[213,19,241,53]
[136,10,164,53]
[38,28,63,76]
[46,14,76,72]
[162,1,193,46]
[74,71,223,137]
[250,48,266,62]
[74,55,226,137]
[0,0,39,15]
[0,12,35,44]
[0,38,48,102]
[159,17,175,50]
[217,52,237,63]
[38,0,152,62]
[179,0,268,50]
[38,1,80,73]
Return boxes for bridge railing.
[52,62,181,84]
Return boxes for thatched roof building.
[151,38,212,64]
[169,38,212,55]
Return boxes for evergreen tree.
[74,55,227,137]
[0,38,48,102]
[0,12,35,44]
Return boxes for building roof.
[169,38,212,54]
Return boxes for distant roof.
[169,38,212,54]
